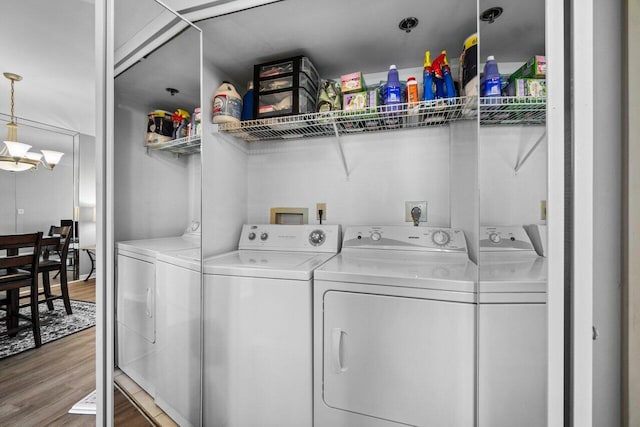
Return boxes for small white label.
[17,208,24,215]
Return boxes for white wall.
[247,127,451,229]
[479,126,548,226]
[451,120,479,262]
[0,173,16,234]
[201,61,249,258]
[113,99,193,242]
[79,133,96,276]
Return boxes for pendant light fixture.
[0,72,64,172]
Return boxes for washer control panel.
[479,226,535,252]
[238,224,341,253]
[342,226,468,253]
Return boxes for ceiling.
[1,0,544,138]
[0,0,95,137]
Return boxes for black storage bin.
[253,55,320,119]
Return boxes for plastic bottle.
[481,56,501,97]
[406,77,419,107]
[432,53,447,100]
[384,64,402,125]
[384,65,402,106]
[192,107,202,136]
[422,51,435,101]
[212,81,242,124]
[441,52,457,99]
[241,81,254,121]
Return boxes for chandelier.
[0,72,64,172]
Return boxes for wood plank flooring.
[0,279,151,426]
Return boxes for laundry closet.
[111,0,562,425]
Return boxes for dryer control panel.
[479,226,535,252]
[238,224,341,253]
[342,226,468,253]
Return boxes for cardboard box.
[509,55,546,82]
[343,89,378,112]
[507,78,547,97]
[341,72,366,94]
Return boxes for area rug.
[0,299,96,359]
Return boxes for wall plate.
[405,201,427,222]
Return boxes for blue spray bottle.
[441,51,457,99]
[432,52,447,99]
[422,51,435,101]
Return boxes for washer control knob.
[489,232,501,243]
[248,232,256,240]
[309,230,326,246]
[432,230,450,246]
[371,232,382,241]
[260,232,269,241]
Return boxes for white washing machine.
[478,225,547,427]
[115,221,200,395]
[313,225,477,427]
[202,224,341,427]
[155,247,202,427]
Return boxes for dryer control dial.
[260,232,269,241]
[371,231,382,241]
[308,230,326,246]
[432,230,451,246]
[489,232,501,243]
[248,232,256,240]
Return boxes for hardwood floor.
[0,279,151,426]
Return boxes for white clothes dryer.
[478,225,547,427]
[154,247,201,427]
[115,221,200,395]
[313,225,477,427]
[202,224,341,427]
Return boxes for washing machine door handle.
[145,287,153,318]
[332,328,348,374]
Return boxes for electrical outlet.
[316,203,327,220]
[17,208,24,215]
[405,201,427,223]
[540,200,547,221]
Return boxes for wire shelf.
[145,134,201,154]
[219,96,477,142]
[480,96,546,126]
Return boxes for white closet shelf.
[145,134,201,155]
[218,96,477,143]
[479,96,546,126]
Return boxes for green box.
[509,55,546,83]
[507,78,547,97]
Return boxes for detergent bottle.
[481,55,501,97]
[383,64,402,125]
[441,51,457,99]
[212,81,242,124]
[422,51,435,101]
[432,52,447,100]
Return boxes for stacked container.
[253,55,320,119]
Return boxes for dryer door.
[322,290,475,426]
[116,253,156,343]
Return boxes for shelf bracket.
[329,112,350,179]
[514,129,546,173]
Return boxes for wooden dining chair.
[0,232,43,348]
[22,226,73,315]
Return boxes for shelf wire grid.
[219,96,478,142]
[479,96,546,126]
[144,134,201,154]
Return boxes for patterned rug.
[0,299,96,359]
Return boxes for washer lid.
[204,250,338,280]
[479,252,547,293]
[156,247,202,271]
[116,236,200,258]
[314,249,477,293]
